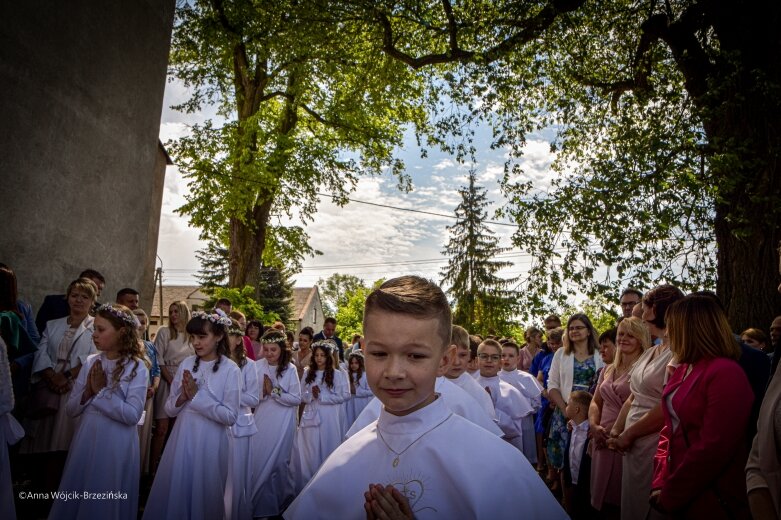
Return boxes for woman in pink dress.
[589,317,649,517]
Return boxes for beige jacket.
[746,366,781,518]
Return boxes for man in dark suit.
[35,268,105,333]
[313,316,344,361]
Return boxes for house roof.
[150,285,209,317]
[292,286,320,320]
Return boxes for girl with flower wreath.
[345,351,373,429]
[143,310,241,520]
[289,339,350,494]
[49,304,149,520]
[226,320,259,520]
[251,328,301,517]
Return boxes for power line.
[197,169,518,227]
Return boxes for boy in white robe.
[499,341,543,463]
[444,325,499,425]
[284,276,566,520]
[344,376,503,438]
[476,339,534,454]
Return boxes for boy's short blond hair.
[477,338,502,353]
[364,276,452,349]
[569,390,592,409]
[451,325,469,350]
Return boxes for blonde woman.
[608,284,684,520]
[589,317,649,515]
[149,300,192,474]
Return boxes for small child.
[444,325,499,424]
[251,329,301,518]
[226,320,260,520]
[50,304,148,520]
[284,276,566,519]
[288,339,349,494]
[143,310,241,520]
[345,352,373,429]
[563,390,596,519]
[499,341,543,463]
[476,339,534,454]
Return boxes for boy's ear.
[437,344,456,377]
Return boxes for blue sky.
[157,79,560,290]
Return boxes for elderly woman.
[21,277,98,490]
[608,284,684,520]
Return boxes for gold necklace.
[377,413,453,468]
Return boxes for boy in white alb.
[444,325,499,424]
[499,341,542,463]
[476,339,534,454]
[284,276,566,519]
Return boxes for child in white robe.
[49,304,148,520]
[225,321,259,520]
[444,325,499,424]
[143,311,240,520]
[345,351,373,430]
[476,339,534,454]
[345,375,503,438]
[285,276,566,519]
[251,329,302,517]
[499,341,543,463]
[289,339,349,494]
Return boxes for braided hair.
[305,341,336,389]
[186,313,230,373]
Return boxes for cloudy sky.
[156,79,558,290]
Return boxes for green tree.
[348,0,781,331]
[256,265,294,324]
[440,170,518,335]
[334,285,373,341]
[317,273,366,316]
[204,285,278,323]
[195,238,229,289]
[168,0,428,298]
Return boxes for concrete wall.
[0,0,175,313]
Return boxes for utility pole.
[156,267,164,327]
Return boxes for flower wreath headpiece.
[192,309,232,327]
[96,304,141,328]
[261,330,287,344]
[312,338,337,353]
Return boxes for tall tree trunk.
[715,202,781,333]
[228,199,273,289]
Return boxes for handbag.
[26,333,81,419]
[27,380,61,419]
[300,404,321,428]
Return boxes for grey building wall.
[0,0,175,313]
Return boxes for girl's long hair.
[305,342,335,389]
[186,315,229,373]
[228,319,248,368]
[348,352,365,384]
[96,304,146,387]
[260,329,291,379]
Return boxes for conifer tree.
[440,170,518,334]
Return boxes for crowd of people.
[1,262,780,519]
